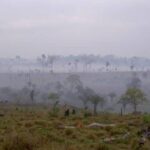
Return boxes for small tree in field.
[66,74,82,93]
[48,93,60,114]
[118,94,130,114]
[77,86,92,111]
[108,92,116,102]
[123,88,146,113]
[89,94,105,115]
[77,86,105,115]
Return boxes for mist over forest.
[1,0,150,149]
[1,54,150,73]
[0,54,150,113]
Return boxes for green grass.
[0,105,149,150]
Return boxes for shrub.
[86,133,97,140]
[84,112,92,118]
[96,143,110,150]
[143,114,150,124]
[2,133,37,150]
[65,129,74,136]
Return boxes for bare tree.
[105,61,110,71]
[108,92,116,102]
[118,94,129,114]
[77,86,92,111]
[66,74,82,93]
[47,55,57,73]
[37,54,47,72]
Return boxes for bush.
[48,109,59,117]
[2,133,37,150]
[130,137,139,150]
[96,143,110,150]
[65,129,74,136]
[143,114,150,124]
[84,112,92,118]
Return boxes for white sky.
[0,0,150,58]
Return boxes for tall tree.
[47,55,57,73]
[37,54,47,72]
[74,59,79,72]
[30,90,35,104]
[105,61,110,71]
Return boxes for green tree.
[89,94,105,115]
[48,93,60,114]
[123,88,146,113]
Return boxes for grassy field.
[0,105,149,150]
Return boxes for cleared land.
[0,105,150,150]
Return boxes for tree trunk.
[83,101,88,111]
[134,104,137,113]
[120,107,123,116]
[51,63,54,73]
[93,103,97,115]
[123,104,126,114]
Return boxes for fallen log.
[87,122,116,128]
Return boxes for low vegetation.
[0,105,149,150]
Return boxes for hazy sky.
[0,0,150,58]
